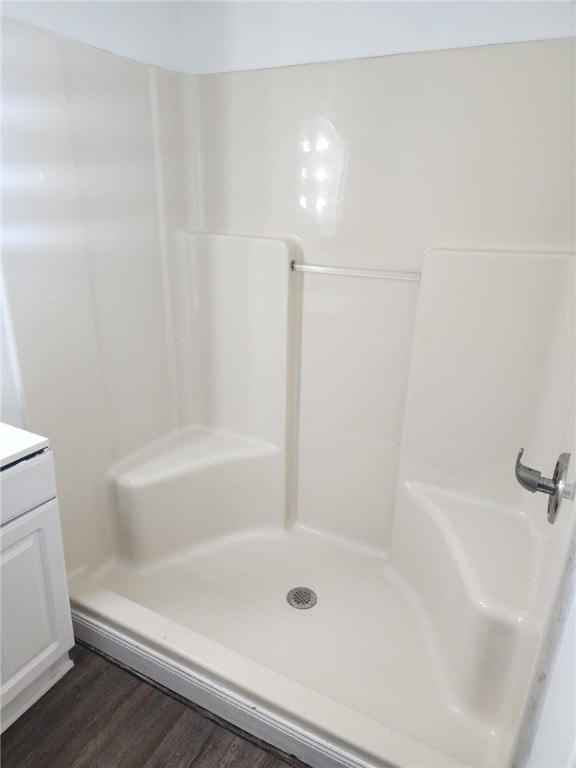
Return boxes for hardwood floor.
[1,645,311,768]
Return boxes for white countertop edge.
[0,422,49,467]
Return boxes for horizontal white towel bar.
[291,261,420,282]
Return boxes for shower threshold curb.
[72,610,385,768]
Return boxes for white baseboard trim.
[72,610,384,768]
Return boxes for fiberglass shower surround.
[2,17,575,768]
[70,239,574,768]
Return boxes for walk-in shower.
[2,17,574,767]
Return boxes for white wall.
[1,1,184,72]
[181,1,576,74]
[2,1,575,74]
[0,275,25,428]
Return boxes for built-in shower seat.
[108,427,284,567]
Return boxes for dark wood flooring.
[2,644,311,768]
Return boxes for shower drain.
[287,587,317,609]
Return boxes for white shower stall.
[1,10,575,768]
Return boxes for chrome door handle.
[515,448,574,524]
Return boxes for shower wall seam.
[185,75,204,232]
[149,66,179,430]
[285,267,304,529]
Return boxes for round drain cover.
[287,587,317,609]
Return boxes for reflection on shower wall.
[297,117,346,235]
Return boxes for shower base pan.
[70,525,517,768]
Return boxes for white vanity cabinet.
[1,423,74,732]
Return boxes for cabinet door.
[1,499,74,707]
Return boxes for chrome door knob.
[515,449,574,524]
